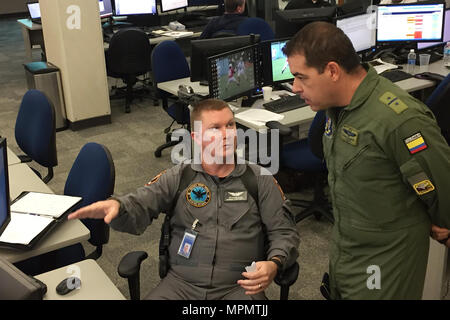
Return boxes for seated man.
[199,0,248,39]
[68,98,300,300]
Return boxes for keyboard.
[263,95,308,113]
[380,70,413,82]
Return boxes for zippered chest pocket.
[342,144,370,171]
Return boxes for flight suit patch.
[224,191,248,202]
[145,170,166,186]
[379,92,408,114]
[404,132,428,155]
[324,116,333,137]
[407,172,435,196]
[340,125,359,146]
[186,183,211,207]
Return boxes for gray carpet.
[2,16,447,300]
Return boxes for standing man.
[68,99,299,300]
[283,22,450,299]
[199,0,247,39]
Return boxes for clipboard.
[0,191,82,250]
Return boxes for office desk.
[35,259,125,300]
[7,147,21,166]
[0,164,90,264]
[17,19,44,62]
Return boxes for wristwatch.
[270,256,285,273]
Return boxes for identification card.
[177,229,198,259]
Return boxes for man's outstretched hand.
[67,199,120,224]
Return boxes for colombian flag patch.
[404,132,427,155]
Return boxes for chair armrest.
[274,261,299,288]
[265,121,292,136]
[118,251,148,279]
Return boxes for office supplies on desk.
[263,94,308,113]
[0,192,81,248]
[369,58,399,74]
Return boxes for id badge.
[177,229,198,259]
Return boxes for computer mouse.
[414,72,445,82]
[55,276,81,295]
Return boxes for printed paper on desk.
[0,212,53,245]
[235,109,284,127]
[162,31,194,38]
[369,58,398,74]
[11,192,82,218]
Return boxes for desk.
[35,259,125,300]
[17,19,44,62]
[7,147,21,166]
[0,164,90,264]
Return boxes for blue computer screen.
[0,140,9,231]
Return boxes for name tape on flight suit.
[186,183,211,207]
[404,132,428,155]
[224,191,247,202]
[379,92,408,114]
[407,172,435,196]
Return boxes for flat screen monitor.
[190,34,260,83]
[113,0,157,16]
[161,0,188,12]
[274,6,337,38]
[417,8,450,50]
[26,2,41,20]
[336,12,376,53]
[261,38,294,85]
[377,2,445,43]
[208,45,258,101]
[0,138,11,237]
[99,0,114,18]
[188,0,221,5]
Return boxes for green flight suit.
[323,65,450,299]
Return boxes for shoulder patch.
[404,132,428,155]
[407,172,435,196]
[145,170,167,186]
[379,92,408,114]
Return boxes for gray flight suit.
[110,161,300,300]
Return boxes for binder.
[0,191,82,250]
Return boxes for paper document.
[0,212,53,245]
[235,109,285,127]
[369,58,399,74]
[162,31,194,38]
[11,192,82,218]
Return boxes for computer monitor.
[377,2,445,43]
[190,34,260,83]
[26,2,41,22]
[188,0,221,5]
[208,45,258,101]
[336,12,376,53]
[160,0,188,12]
[99,0,114,18]
[113,0,157,16]
[0,138,11,237]
[417,8,450,50]
[261,38,294,86]
[0,257,44,300]
[274,6,337,38]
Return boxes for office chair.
[236,17,275,41]
[105,28,152,113]
[117,250,299,300]
[14,142,115,276]
[151,40,191,158]
[15,89,57,184]
[267,110,333,224]
[425,73,450,145]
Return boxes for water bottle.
[443,42,450,67]
[407,49,416,74]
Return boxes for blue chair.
[425,73,450,145]
[237,17,275,41]
[151,40,191,158]
[15,89,57,184]
[14,142,115,275]
[268,110,333,223]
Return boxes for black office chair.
[425,73,450,145]
[15,89,57,184]
[267,110,333,224]
[105,28,152,113]
[117,249,299,300]
[151,41,191,158]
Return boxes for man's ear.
[326,62,340,82]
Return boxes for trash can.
[24,61,67,131]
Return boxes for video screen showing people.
[271,40,293,83]
[214,47,255,101]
